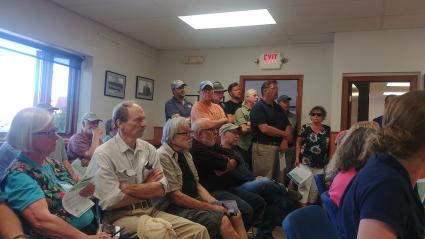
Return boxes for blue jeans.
[237,177,291,235]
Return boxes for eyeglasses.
[310,113,323,117]
[175,130,194,137]
[32,127,58,136]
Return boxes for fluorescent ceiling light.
[383,92,406,96]
[179,9,276,30]
[386,82,410,87]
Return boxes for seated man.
[219,123,301,239]
[158,117,247,239]
[190,118,266,231]
[68,112,103,166]
[88,101,208,238]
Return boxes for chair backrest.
[282,205,338,239]
[313,173,326,196]
[320,191,338,227]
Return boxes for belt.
[257,141,280,146]
[122,200,151,210]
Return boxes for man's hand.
[79,183,95,197]
[144,169,163,183]
[81,158,90,167]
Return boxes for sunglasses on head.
[310,113,323,117]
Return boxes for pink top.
[329,168,357,207]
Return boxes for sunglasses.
[310,113,323,117]
[32,127,58,136]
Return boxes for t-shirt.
[337,152,425,239]
[224,100,242,115]
[190,101,226,123]
[250,98,290,144]
[329,168,357,207]
[67,132,94,161]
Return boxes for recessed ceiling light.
[178,9,276,30]
[383,92,406,96]
[386,82,410,87]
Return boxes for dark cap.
[213,81,226,92]
[277,95,292,103]
[171,80,186,90]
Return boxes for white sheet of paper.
[287,166,312,185]
[62,178,94,217]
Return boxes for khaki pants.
[104,207,209,239]
[252,143,280,180]
[297,164,323,204]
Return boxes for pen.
[112,227,125,237]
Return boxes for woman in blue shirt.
[338,91,425,239]
[1,108,110,239]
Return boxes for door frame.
[341,74,418,130]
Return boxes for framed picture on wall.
[104,71,126,99]
[136,76,154,100]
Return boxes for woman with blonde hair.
[338,91,425,239]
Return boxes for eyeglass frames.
[32,127,58,136]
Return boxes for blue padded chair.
[282,205,338,239]
[320,191,338,227]
[313,173,326,196]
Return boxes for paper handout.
[287,166,313,186]
[62,177,94,217]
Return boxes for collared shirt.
[250,98,290,143]
[67,132,93,161]
[235,104,252,151]
[164,97,193,120]
[89,133,167,210]
[157,143,199,194]
[190,101,226,123]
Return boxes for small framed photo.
[136,76,154,100]
[104,71,126,99]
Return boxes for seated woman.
[328,127,378,207]
[1,108,110,239]
[338,91,425,239]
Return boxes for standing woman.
[1,108,110,239]
[295,106,330,205]
[338,91,425,239]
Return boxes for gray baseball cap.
[219,123,240,136]
[213,81,226,92]
[171,80,186,90]
[82,112,102,122]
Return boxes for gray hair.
[161,117,189,145]
[7,108,53,152]
[191,118,212,140]
[245,89,256,98]
[112,101,137,123]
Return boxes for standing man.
[234,89,259,170]
[250,80,292,180]
[373,94,396,127]
[89,101,208,238]
[165,80,193,120]
[212,81,226,110]
[191,81,228,128]
[67,112,103,166]
[277,95,297,183]
[158,117,247,239]
[224,83,243,123]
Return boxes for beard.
[200,137,215,147]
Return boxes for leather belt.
[257,141,280,146]
[123,200,151,210]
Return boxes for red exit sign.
[263,53,279,64]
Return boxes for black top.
[250,98,290,143]
[224,100,242,115]
[190,139,247,191]
[177,153,199,198]
[164,97,193,120]
[298,124,330,168]
[337,152,425,239]
[221,146,256,183]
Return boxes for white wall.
[0,0,158,138]
[331,29,425,131]
[155,44,334,127]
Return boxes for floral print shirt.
[298,123,330,168]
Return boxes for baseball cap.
[277,95,292,103]
[82,112,103,122]
[213,81,226,92]
[219,123,240,136]
[171,80,186,90]
[199,80,214,91]
[35,103,59,112]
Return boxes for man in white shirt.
[89,101,208,238]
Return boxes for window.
[0,32,82,134]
